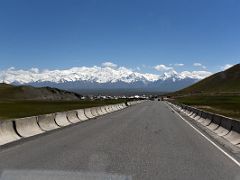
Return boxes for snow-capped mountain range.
[0,65,212,92]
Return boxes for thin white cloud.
[154,64,174,71]
[174,63,184,67]
[30,68,39,73]
[179,71,212,80]
[193,63,206,69]
[221,64,233,70]
[8,67,15,71]
[141,64,153,69]
[193,63,202,66]
[101,62,118,68]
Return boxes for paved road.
[0,101,239,179]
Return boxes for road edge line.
[166,102,240,168]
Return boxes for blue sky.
[0,0,239,74]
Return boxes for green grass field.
[174,95,240,120]
[0,99,127,120]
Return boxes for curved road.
[0,101,239,179]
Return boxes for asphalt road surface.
[0,101,239,180]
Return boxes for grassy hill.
[174,64,240,95]
[169,64,240,120]
[174,95,240,120]
[0,83,82,101]
[0,99,127,120]
[0,83,128,120]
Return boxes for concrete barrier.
[84,108,95,119]
[184,108,190,115]
[122,103,127,108]
[91,107,99,117]
[200,113,212,126]
[180,107,185,112]
[114,104,119,111]
[112,105,118,111]
[182,108,188,113]
[77,109,88,121]
[180,107,185,113]
[106,105,112,113]
[109,105,114,112]
[100,106,106,114]
[38,114,59,131]
[117,104,121,109]
[116,104,121,110]
[102,106,109,113]
[115,104,120,110]
[177,104,184,111]
[15,116,44,137]
[190,112,197,118]
[119,104,123,109]
[193,110,202,121]
[0,102,133,146]
[223,120,240,145]
[182,103,231,137]
[196,115,206,123]
[213,117,232,136]
[194,109,201,119]
[100,106,108,114]
[186,108,194,116]
[224,131,240,145]
[189,108,198,119]
[214,126,229,136]
[207,114,221,131]
[110,105,115,111]
[169,101,240,147]
[55,112,71,127]
[0,120,21,145]
[96,107,104,115]
[106,105,112,112]
[67,111,80,123]
[104,106,110,113]
[120,103,125,109]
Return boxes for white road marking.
[166,102,240,168]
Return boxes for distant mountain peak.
[0,66,211,84]
[0,65,213,92]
